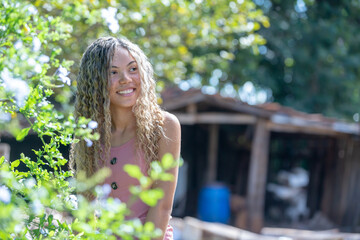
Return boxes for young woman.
[70,37,181,240]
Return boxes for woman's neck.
[110,107,136,147]
[110,107,136,134]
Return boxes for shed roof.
[161,87,360,136]
[161,87,272,118]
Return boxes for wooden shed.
[161,87,360,233]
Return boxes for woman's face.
[108,47,141,109]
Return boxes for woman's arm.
[145,111,181,240]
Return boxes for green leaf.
[143,222,155,232]
[139,188,164,207]
[0,156,5,166]
[149,161,163,180]
[161,153,174,169]
[159,173,174,182]
[150,161,162,173]
[124,164,143,180]
[139,176,151,188]
[16,127,30,141]
[11,159,20,169]
[129,186,141,195]
[49,231,55,237]
[48,214,53,225]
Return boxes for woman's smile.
[116,88,136,96]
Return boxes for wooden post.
[246,119,270,233]
[321,138,336,218]
[0,143,10,161]
[207,124,219,183]
[186,103,197,114]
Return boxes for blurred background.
[1,0,360,237]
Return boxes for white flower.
[119,224,133,234]
[85,138,93,147]
[39,228,48,236]
[95,184,111,198]
[1,68,30,107]
[24,178,36,189]
[101,7,120,33]
[32,37,41,52]
[129,12,142,21]
[14,223,23,233]
[102,184,111,196]
[109,22,120,33]
[27,5,38,15]
[0,112,11,123]
[94,209,101,218]
[0,185,11,204]
[31,199,44,215]
[88,120,98,129]
[56,65,71,86]
[65,194,78,210]
[38,55,50,63]
[34,64,42,73]
[14,40,23,50]
[57,65,68,76]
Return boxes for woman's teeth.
[117,89,134,94]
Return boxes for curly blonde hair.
[70,37,164,177]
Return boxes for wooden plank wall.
[341,137,360,232]
[321,136,360,232]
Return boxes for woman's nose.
[119,73,132,84]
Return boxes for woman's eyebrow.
[111,61,136,68]
[127,60,136,66]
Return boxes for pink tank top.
[103,138,150,222]
[102,138,174,239]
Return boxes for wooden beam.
[246,119,270,233]
[207,124,219,183]
[173,112,256,125]
[267,122,342,136]
[173,112,355,137]
[205,96,272,118]
[181,217,277,240]
[161,93,205,111]
[261,227,360,239]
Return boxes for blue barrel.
[198,183,230,224]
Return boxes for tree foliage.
[237,0,360,120]
[34,0,269,92]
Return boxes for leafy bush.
[0,1,178,239]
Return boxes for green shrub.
[0,1,178,239]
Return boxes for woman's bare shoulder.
[162,111,180,130]
[160,111,181,145]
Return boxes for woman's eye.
[110,71,117,75]
[130,67,137,72]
